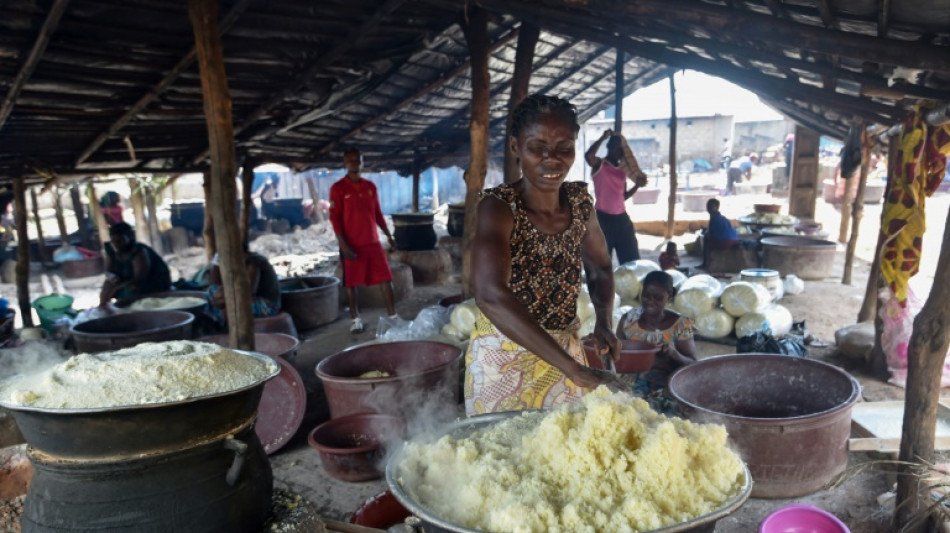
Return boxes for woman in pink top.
[585,129,647,264]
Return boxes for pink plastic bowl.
[759,504,850,533]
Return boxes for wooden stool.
[253,312,298,339]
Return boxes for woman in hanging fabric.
[464,94,625,416]
[584,129,648,265]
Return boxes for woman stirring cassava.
[465,94,625,416]
[617,270,697,414]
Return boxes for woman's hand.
[590,322,620,364]
[658,341,695,366]
[567,363,627,393]
[601,129,613,141]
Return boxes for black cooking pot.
[447,204,465,238]
[392,212,437,251]
[0,350,279,459]
[22,425,272,533]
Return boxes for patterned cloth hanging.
[880,102,950,305]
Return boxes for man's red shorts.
[341,243,393,288]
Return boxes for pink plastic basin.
[759,504,850,533]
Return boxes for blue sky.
[620,70,784,123]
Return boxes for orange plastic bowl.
[582,338,659,373]
[615,340,660,373]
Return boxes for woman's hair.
[108,221,135,238]
[665,241,677,253]
[642,270,675,298]
[509,94,580,139]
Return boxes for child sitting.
[658,241,680,270]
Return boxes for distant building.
[573,115,790,180]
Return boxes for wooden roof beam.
[489,1,899,123]
[763,0,788,19]
[761,96,848,139]
[578,64,676,123]
[815,0,840,30]
[304,27,523,161]
[878,0,890,37]
[190,0,408,165]
[483,0,950,72]
[482,0,948,101]
[535,17,898,126]
[74,0,255,167]
[0,0,70,132]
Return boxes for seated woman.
[616,270,696,414]
[206,245,281,325]
[100,222,171,305]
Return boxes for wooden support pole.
[858,136,899,323]
[788,125,821,220]
[666,74,677,240]
[503,22,539,184]
[842,129,871,286]
[13,179,33,328]
[69,185,90,248]
[189,0,254,351]
[29,187,48,264]
[837,126,858,244]
[86,183,110,250]
[202,172,215,262]
[144,191,163,255]
[241,163,254,247]
[128,178,150,245]
[460,5,490,299]
[51,186,68,242]
[412,155,421,213]
[306,177,325,224]
[614,50,624,133]
[896,206,950,532]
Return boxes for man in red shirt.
[329,148,397,333]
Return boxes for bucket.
[278,276,340,331]
[315,341,462,419]
[392,213,437,251]
[32,294,76,333]
[759,504,850,533]
[669,354,860,498]
[447,204,465,238]
[70,311,194,353]
[739,268,784,301]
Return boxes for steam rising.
[0,340,69,382]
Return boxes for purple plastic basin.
[759,504,850,533]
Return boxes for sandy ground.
[1,175,948,531]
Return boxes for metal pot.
[0,350,279,459]
[386,412,752,533]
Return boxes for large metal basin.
[279,276,340,331]
[118,290,208,317]
[315,341,462,419]
[0,350,279,459]
[669,354,860,498]
[761,236,837,280]
[386,412,752,533]
[70,310,194,353]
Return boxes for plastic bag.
[879,287,950,388]
[783,274,805,295]
[737,331,808,358]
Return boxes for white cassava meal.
[397,388,746,533]
[0,341,277,409]
[127,296,207,311]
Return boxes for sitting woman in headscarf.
[100,222,171,305]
